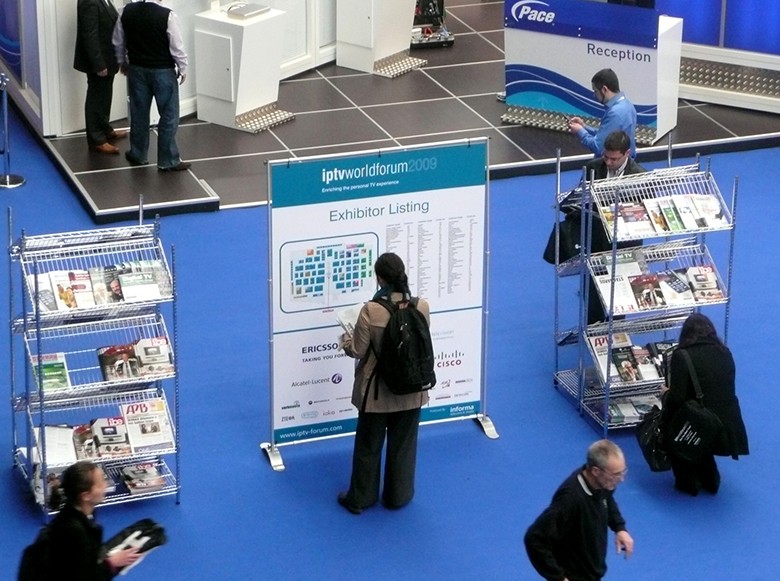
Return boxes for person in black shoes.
[525,440,634,581]
[47,461,140,579]
[73,0,126,155]
[112,0,191,172]
[337,253,430,514]
[660,313,749,496]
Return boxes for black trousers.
[84,72,116,148]
[346,407,421,508]
[670,453,720,494]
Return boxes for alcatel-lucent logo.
[510,0,556,23]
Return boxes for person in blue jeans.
[112,0,190,172]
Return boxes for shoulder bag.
[666,349,725,462]
[636,404,671,471]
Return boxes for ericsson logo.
[510,0,556,23]
[436,350,464,368]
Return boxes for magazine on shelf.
[611,346,642,382]
[121,399,175,454]
[89,264,129,305]
[68,270,96,308]
[672,195,708,230]
[588,332,632,381]
[629,393,663,415]
[686,265,724,302]
[335,303,364,337]
[31,352,71,391]
[690,193,728,228]
[641,198,670,234]
[90,417,132,459]
[129,259,171,296]
[628,274,667,310]
[121,463,167,495]
[72,423,98,461]
[117,271,162,302]
[602,249,647,277]
[618,202,657,238]
[656,269,696,306]
[656,197,685,232]
[33,425,79,466]
[594,274,639,314]
[607,400,641,424]
[97,337,173,382]
[48,271,80,310]
[646,341,678,376]
[26,274,58,312]
[631,345,661,380]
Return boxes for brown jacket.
[343,293,430,413]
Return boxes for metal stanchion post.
[0,73,26,189]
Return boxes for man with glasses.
[568,69,637,158]
[525,440,635,581]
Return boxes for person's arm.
[166,11,188,81]
[607,495,633,557]
[524,500,572,581]
[575,107,624,155]
[80,1,108,74]
[342,305,372,359]
[111,13,127,73]
[663,349,689,414]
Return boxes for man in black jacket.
[525,440,635,581]
[73,0,127,154]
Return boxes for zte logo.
[511,0,556,23]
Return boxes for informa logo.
[510,0,556,23]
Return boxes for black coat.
[48,505,114,581]
[663,342,749,457]
[73,0,119,75]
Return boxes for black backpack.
[18,525,51,581]
[368,297,436,399]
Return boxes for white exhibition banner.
[267,139,489,446]
[504,0,682,141]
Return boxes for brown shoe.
[92,142,120,155]
[107,130,128,140]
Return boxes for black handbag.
[543,210,582,264]
[636,405,671,471]
[666,350,726,462]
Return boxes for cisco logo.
[436,350,464,369]
[301,411,319,419]
[302,342,339,354]
[331,373,343,384]
[510,0,556,23]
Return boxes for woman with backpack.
[338,252,432,514]
[660,313,749,496]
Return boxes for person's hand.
[615,530,634,559]
[338,333,351,349]
[568,119,583,134]
[97,68,108,78]
[106,547,141,568]
[178,73,186,85]
[659,383,669,396]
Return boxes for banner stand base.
[260,442,285,471]
[0,175,25,189]
[475,414,499,440]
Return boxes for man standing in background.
[74,0,126,155]
[568,69,637,158]
[113,0,190,171]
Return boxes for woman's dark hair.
[374,252,411,299]
[48,461,98,510]
[678,313,725,350]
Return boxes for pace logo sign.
[510,0,556,23]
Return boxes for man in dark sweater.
[112,0,190,171]
[525,440,634,581]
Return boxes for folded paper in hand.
[336,303,364,337]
